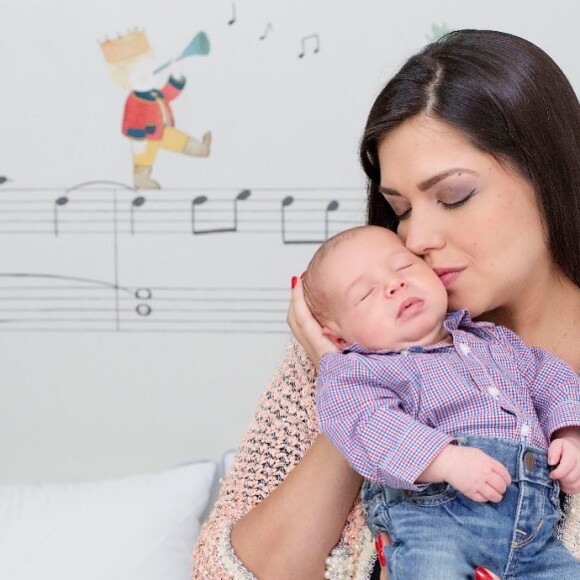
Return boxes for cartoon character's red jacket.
[122,77,186,141]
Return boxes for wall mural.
[101,30,212,189]
[0,5,456,338]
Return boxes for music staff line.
[0,189,366,242]
[0,273,290,334]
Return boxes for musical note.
[259,23,273,41]
[325,200,340,240]
[0,187,363,238]
[191,189,251,234]
[281,196,341,244]
[130,195,146,235]
[228,3,236,25]
[53,196,69,237]
[0,273,288,334]
[135,287,153,317]
[298,34,320,58]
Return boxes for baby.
[303,225,580,579]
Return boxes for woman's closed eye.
[385,188,478,221]
[439,188,477,210]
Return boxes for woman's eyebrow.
[379,168,478,196]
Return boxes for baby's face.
[321,227,448,350]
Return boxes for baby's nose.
[387,280,406,296]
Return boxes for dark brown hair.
[360,29,580,286]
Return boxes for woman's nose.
[399,211,445,256]
[386,280,406,296]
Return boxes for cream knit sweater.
[192,340,580,579]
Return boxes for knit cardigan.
[192,340,580,579]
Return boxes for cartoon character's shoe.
[133,165,161,189]
[183,132,212,157]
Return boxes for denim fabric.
[362,436,580,579]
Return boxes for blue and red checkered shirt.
[316,310,580,490]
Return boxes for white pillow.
[0,461,216,580]
[221,449,237,477]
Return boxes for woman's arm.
[231,434,363,579]
[192,340,369,579]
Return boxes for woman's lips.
[397,297,424,319]
[433,267,465,288]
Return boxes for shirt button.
[488,386,500,398]
[400,349,410,356]
[458,343,471,355]
[521,424,531,437]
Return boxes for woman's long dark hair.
[361,29,580,286]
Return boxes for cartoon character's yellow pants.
[132,127,189,167]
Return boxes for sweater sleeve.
[191,340,319,579]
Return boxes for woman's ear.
[322,325,349,349]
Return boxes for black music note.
[228,3,236,25]
[325,200,339,240]
[191,189,251,234]
[260,23,273,41]
[130,196,146,235]
[298,34,320,58]
[53,196,69,237]
[281,196,340,244]
[281,195,319,244]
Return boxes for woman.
[192,29,580,579]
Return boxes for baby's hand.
[444,446,511,503]
[548,435,580,494]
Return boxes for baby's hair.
[303,225,376,326]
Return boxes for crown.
[100,29,151,63]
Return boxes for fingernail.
[291,276,297,289]
[475,568,494,580]
[374,536,386,568]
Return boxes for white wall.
[0,0,578,484]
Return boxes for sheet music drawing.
[130,195,146,235]
[281,195,340,244]
[0,273,287,334]
[191,189,251,234]
[298,34,320,58]
[259,23,273,41]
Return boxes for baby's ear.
[322,325,349,349]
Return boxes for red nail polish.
[291,276,297,289]
[474,567,494,580]
[374,536,386,568]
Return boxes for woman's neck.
[481,271,580,370]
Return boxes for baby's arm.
[548,427,580,494]
[417,444,512,502]
[316,352,455,489]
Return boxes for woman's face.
[377,115,551,318]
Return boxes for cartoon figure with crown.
[101,30,212,189]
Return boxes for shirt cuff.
[545,402,580,438]
[374,422,455,491]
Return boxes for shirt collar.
[343,309,495,355]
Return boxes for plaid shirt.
[316,310,580,490]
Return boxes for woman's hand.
[287,276,338,365]
[475,568,501,579]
